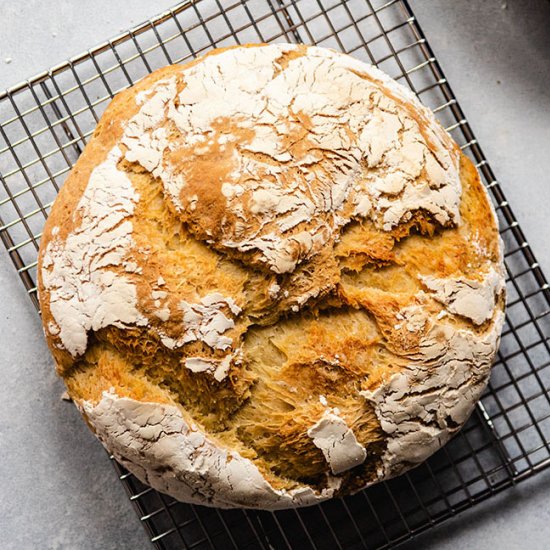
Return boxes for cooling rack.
[1,0,549,548]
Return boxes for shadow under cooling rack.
[1,0,550,549]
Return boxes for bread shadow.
[397,467,550,550]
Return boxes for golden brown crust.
[37,44,504,509]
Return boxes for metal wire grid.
[0,0,549,548]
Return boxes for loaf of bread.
[37,44,505,509]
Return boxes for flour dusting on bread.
[307,410,367,475]
[118,44,462,273]
[83,390,341,509]
[41,147,145,356]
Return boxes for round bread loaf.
[38,44,505,509]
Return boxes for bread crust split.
[38,43,505,509]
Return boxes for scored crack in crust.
[37,43,505,509]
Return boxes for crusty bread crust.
[38,44,505,509]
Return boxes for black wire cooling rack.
[1,1,549,548]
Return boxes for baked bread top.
[37,44,505,509]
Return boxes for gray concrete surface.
[0,0,549,549]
